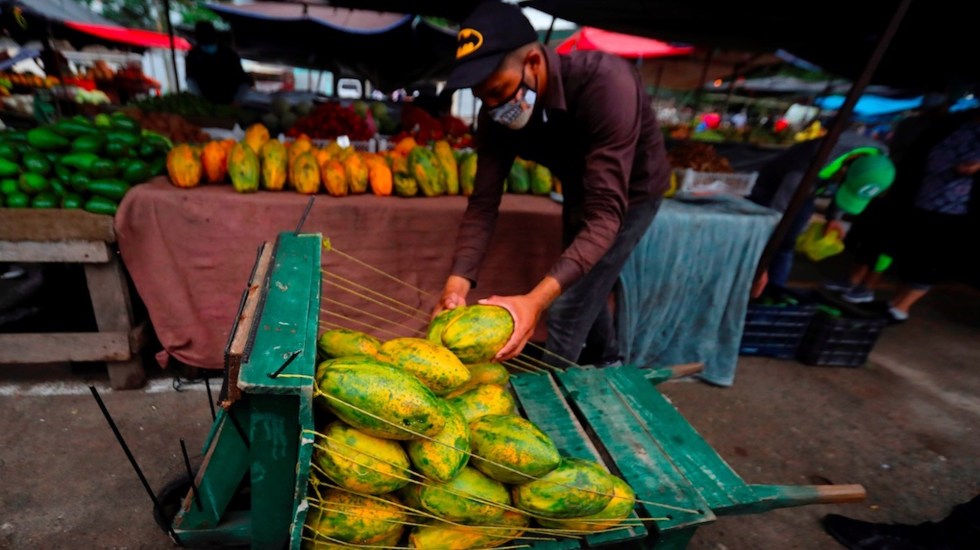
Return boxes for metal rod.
[179,438,202,512]
[161,0,181,94]
[295,196,315,234]
[753,0,913,283]
[692,47,715,112]
[204,377,215,421]
[89,386,182,545]
[226,408,251,450]
[268,350,302,379]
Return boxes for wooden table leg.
[85,254,146,389]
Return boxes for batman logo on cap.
[456,28,484,58]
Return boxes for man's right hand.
[433,275,472,319]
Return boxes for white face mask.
[489,74,537,130]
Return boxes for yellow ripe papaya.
[393,136,417,157]
[288,135,314,165]
[303,488,406,545]
[166,144,202,188]
[244,123,270,154]
[405,402,469,483]
[513,458,615,519]
[379,337,470,396]
[433,140,459,195]
[321,159,347,197]
[260,139,287,191]
[200,140,228,184]
[447,384,516,423]
[538,474,636,532]
[459,153,477,196]
[365,156,393,196]
[408,510,529,549]
[227,142,259,193]
[317,328,381,359]
[312,421,410,494]
[342,153,369,194]
[469,414,561,484]
[290,152,321,194]
[441,304,514,363]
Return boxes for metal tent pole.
[161,0,181,93]
[753,0,914,287]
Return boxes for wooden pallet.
[0,209,146,389]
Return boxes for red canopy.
[556,27,693,59]
[64,22,192,51]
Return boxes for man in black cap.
[433,1,670,367]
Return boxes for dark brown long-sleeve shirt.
[451,47,670,290]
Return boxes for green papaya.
[530,163,553,195]
[508,160,530,194]
[408,146,445,197]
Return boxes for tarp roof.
[206,2,457,91]
[526,0,977,91]
[263,0,975,90]
[556,27,693,59]
[64,22,191,50]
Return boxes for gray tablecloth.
[618,195,780,386]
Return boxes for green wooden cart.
[163,232,865,548]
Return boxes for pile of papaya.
[165,126,561,200]
[0,112,169,214]
[303,304,637,548]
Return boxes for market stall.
[114,174,776,386]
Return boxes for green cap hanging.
[834,155,896,215]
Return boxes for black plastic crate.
[740,287,817,359]
[796,292,888,367]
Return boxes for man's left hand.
[479,294,545,362]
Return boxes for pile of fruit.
[392,104,473,149]
[287,101,373,141]
[118,107,210,144]
[166,125,558,199]
[666,142,733,173]
[0,113,169,213]
[303,304,637,548]
[129,92,246,122]
[0,72,59,91]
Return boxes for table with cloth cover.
[115,178,778,385]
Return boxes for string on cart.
[321,272,429,321]
[310,391,694,515]
[321,297,427,337]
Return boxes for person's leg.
[889,284,931,320]
[768,197,815,288]
[546,198,661,367]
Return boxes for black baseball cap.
[445,1,538,90]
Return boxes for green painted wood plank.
[287,389,318,549]
[174,404,251,531]
[239,233,321,393]
[250,394,300,549]
[174,511,251,546]
[511,372,648,549]
[604,365,756,509]
[555,367,715,533]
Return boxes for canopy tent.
[0,0,187,51]
[556,26,693,58]
[205,2,457,92]
[526,0,977,91]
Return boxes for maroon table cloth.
[115,178,563,370]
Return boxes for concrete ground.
[1,272,978,549]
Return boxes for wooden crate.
[0,209,146,389]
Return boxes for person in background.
[749,130,895,289]
[433,1,670,367]
[882,111,980,322]
[185,21,251,105]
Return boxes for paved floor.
[1,279,977,549]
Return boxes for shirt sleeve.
[548,63,641,290]
[450,111,515,287]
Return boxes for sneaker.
[824,279,855,293]
[821,514,938,550]
[886,306,909,325]
[842,286,875,304]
